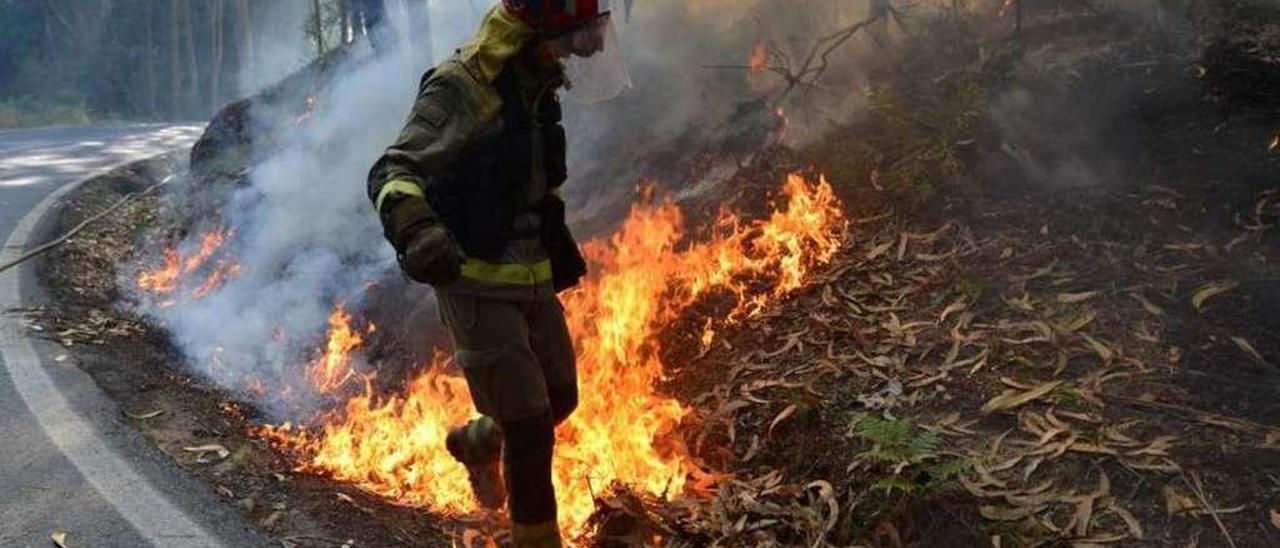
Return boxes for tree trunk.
[235,0,254,92]
[210,0,226,115]
[145,2,159,118]
[310,0,327,58]
[57,0,86,58]
[169,0,182,118]
[39,1,59,74]
[338,0,351,45]
[182,0,200,116]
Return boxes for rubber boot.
[445,416,507,510]
[511,521,562,548]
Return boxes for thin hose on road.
[0,177,173,276]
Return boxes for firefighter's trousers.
[438,293,578,526]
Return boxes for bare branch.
[0,178,173,277]
[777,14,885,102]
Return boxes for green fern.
[853,416,968,496]
[854,415,939,465]
[926,458,970,484]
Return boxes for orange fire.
[137,228,241,299]
[262,353,478,513]
[192,261,244,298]
[699,317,717,350]
[748,43,769,74]
[1269,132,1279,153]
[136,249,183,293]
[260,173,846,540]
[307,305,373,394]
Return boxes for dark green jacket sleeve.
[367,63,493,251]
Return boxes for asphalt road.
[0,124,264,548]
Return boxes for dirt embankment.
[27,2,1280,547]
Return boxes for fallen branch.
[0,177,173,276]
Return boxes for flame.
[748,43,769,74]
[192,261,243,298]
[307,305,369,394]
[136,249,182,293]
[184,230,229,273]
[259,173,846,540]
[137,228,241,299]
[699,317,716,350]
[1269,132,1279,153]
[260,357,478,513]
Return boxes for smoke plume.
[130,0,877,420]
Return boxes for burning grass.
[227,172,848,540]
[135,226,242,306]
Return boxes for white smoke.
[135,0,873,419]
[563,0,880,220]
[141,10,474,417]
[238,1,491,97]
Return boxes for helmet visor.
[558,14,630,104]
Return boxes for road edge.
[0,153,232,548]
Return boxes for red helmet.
[502,0,609,36]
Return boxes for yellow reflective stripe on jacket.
[375,179,426,213]
[460,258,553,285]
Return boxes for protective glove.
[385,196,463,286]
[402,225,463,286]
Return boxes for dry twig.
[0,177,172,276]
[704,14,887,103]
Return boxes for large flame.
[260,173,845,540]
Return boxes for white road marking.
[0,158,227,548]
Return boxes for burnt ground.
[27,2,1280,547]
[651,3,1280,547]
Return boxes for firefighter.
[366,1,629,546]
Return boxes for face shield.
[554,13,631,105]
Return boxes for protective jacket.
[368,6,586,299]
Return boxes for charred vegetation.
[28,1,1279,546]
